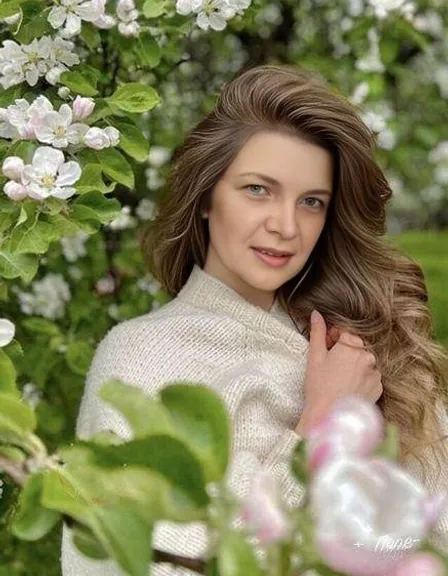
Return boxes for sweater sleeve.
[61,329,306,576]
[404,401,448,554]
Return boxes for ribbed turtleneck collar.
[177,264,308,352]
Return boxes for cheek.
[300,214,326,249]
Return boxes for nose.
[265,200,298,239]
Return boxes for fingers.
[309,310,328,362]
[338,331,365,348]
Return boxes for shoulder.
[97,298,246,360]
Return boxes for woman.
[61,64,448,575]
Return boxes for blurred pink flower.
[240,468,290,544]
[306,395,384,472]
[385,552,445,576]
[310,456,444,575]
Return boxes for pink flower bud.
[387,552,444,576]
[4,180,28,201]
[240,469,290,544]
[72,96,95,120]
[2,156,24,181]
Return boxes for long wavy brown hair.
[141,64,448,482]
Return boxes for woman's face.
[203,130,334,310]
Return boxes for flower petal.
[56,161,81,186]
[0,318,15,347]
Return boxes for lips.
[252,247,294,257]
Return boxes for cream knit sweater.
[61,264,448,575]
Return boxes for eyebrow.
[238,171,332,196]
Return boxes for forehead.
[225,131,334,185]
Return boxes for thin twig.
[0,455,27,486]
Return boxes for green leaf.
[290,438,309,485]
[109,118,149,162]
[142,0,166,18]
[88,505,152,576]
[65,340,95,376]
[14,11,51,43]
[36,400,65,434]
[0,392,36,435]
[160,383,230,483]
[88,148,135,188]
[71,191,121,224]
[0,445,26,462]
[99,379,174,438]
[107,83,160,114]
[80,22,101,50]
[41,213,82,236]
[21,317,61,336]
[85,99,115,124]
[59,70,98,97]
[373,422,400,461]
[5,219,59,255]
[71,524,109,560]
[0,349,18,394]
[76,164,116,194]
[11,473,60,541]
[0,85,24,107]
[41,469,92,525]
[10,140,37,163]
[88,436,210,514]
[134,33,161,69]
[218,532,264,576]
[0,0,26,19]
[15,200,38,228]
[0,249,39,283]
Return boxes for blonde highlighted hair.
[141,64,448,481]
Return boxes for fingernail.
[311,310,319,324]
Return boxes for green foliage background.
[0,0,448,573]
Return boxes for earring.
[201,212,208,219]
[287,260,314,305]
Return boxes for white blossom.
[118,20,140,36]
[58,86,71,100]
[22,382,42,409]
[429,142,448,185]
[108,205,136,230]
[16,273,71,319]
[0,36,79,89]
[68,265,83,280]
[20,146,81,201]
[136,273,161,294]
[95,275,116,294]
[60,231,90,262]
[34,103,87,148]
[6,96,53,139]
[145,166,164,190]
[84,126,119,149]
[355,28,385,73]
[349,82,370,106]
[148,146,171,167]
[103,126,120,146]
[48,0,108,38]
[367,0,416,20]
[175,0,248,31]
[91,12,116,28]
[0,318,15,347]
[136,197,157,220]
[0,479,3,499]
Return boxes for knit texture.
[61,264,448,575]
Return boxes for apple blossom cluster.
[60,231,90,262]
[11,273,71,320]
[175,0,251,31]
[0,95,120,151]
[0,36,79,89]
[2,147,81,201]
[116,0,140,38]
[240,396,447,576]
[48,0,115,39]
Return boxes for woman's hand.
[295,310,383,436]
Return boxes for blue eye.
[246,184,268,196]
[302,197,325,209]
